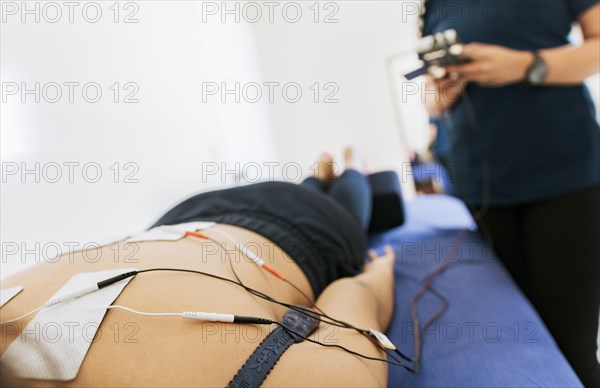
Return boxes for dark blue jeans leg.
[327,170,372,231]
[301,177,327,192]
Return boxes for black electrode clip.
[97,270,138,289]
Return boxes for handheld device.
[404,29,470,80]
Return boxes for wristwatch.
[526,51,548,85]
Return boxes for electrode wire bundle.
[407,49,492,372]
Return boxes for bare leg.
[267,245,395,387]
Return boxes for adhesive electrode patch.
[1,268,136,380]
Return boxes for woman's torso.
[424,0,600,205]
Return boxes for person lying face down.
[0,148,399,387]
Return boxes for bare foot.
[365,245,395,273]
[314,153,336,182]
[344,146,368,174]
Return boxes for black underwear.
[228,308,320,388]
[152,181,367,297]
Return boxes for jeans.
[301,169,372,231]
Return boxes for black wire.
[273,321,416,372]
[210,235,416,363]
[460,90,491,223]
[407,40,494,371]
[134,267,415,369]
[217,242,366,331]
[443,48,491,223]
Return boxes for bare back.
[0,224,389,387]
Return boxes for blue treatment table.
[370,195,582,387]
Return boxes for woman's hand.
[423,74,467,117]
[447,43,534,86]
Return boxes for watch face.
[528,57,548,85]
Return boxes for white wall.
[251,1,418,193]
[1,1,423,280]
[0,2,278,279]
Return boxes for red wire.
[184,231,210,240]
[184,230,286,280]
[410,229,468,370]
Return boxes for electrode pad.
[125,221,215,242]
[1,268,136,381]
[0,286,23,307]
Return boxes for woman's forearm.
[451,4,600,86]
[542,3,600,84]
[541,38,600,85]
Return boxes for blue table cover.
[370,195,582,387]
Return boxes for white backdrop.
[253,1,423,185]
[0,2,280,279]
[1,1,420,279]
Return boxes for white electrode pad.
[1,268,136,381]
[125,221,215,243]
[0,286,23,307]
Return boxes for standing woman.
[422,0,600,385]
